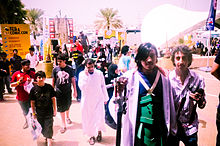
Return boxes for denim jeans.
[0,77,4,100]
[18,100,30,116]
[3,75,12,93]
[167,126,198,146]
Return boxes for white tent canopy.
[141,4,209,48]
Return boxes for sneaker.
[89,136,95,145]
[66,118,72,124]
[23,122,28,129]
[96,131,102,142]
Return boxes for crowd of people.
[0,33,220,146]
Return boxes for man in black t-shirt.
[0,52,12,93]
[70,45,83,68]
[10,49,22,75]
[52,53,77,134]
[211,50,220,146]
[30,71,56,145]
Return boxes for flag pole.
[200,0,217,72]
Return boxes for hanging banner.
[104,30,116,39]
[1,24,30,59]
[206,0,217,31]
[118,31,127,46]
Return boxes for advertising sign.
[1,24,30,59]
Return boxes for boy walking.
[30,71,56,146]
[29,71,57,146]
[52,53,77,133]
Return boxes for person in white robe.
[78,58,109,145]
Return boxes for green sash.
[137,71,162,146]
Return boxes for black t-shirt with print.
[30,83,56,118]
[52,65,74,99]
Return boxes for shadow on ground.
[37,140,79,146]
[99,136,116,145]
[53,122,82,135]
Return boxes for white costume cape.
[117,70,177,146]
[78,69,109,137]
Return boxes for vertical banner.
[68,18,74,43]
[1,24,30,59]
[206,0,217,31]
[49,18,55,38]
[118,31,127,47]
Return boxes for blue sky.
[21,0,219,25]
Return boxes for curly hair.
[171,45,192,67]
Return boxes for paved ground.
[0,68,219,146]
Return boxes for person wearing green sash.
[118,43,177,146]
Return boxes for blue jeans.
[167,126,198,146]
[18,100,30,116]
[0,77,4,100]
[3,75,12,92]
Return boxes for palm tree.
[26,8,44,40]
[95,8,123,30]
[0,0,26,24]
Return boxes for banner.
[1,24,30,59]
[206,0,217,31]
[104,30,116,39]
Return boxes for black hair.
[85,58,95,65]
[135,42,158,70]
[35,71,46,78]
[171,45,192,67]
[13,49,18,52]
[2,52,7,57]
[121,45,129,55]
[57,53,67,61]
[55,45,61,53]
[29,46,35,51]
[108,64,118,79]
[21,59,30,66]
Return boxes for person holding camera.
[168,45,206,146]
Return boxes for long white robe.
[78,69,109,137]
[117,69,177,146]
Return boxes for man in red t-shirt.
[11,59,35,129]
[75,39,84,54]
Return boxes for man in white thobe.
[78,58,109,145]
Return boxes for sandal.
[96,132,102,142]
[89,136,95,145]
[23,122,28,129]
[66,118,72,124]
[60,127,66,134]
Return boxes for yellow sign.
[1,24,30,59]
[104,30,116,39]
[118,32,127,46]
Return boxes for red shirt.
[76,44,84,54]
[11,70,35,101]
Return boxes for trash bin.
[44,62,53,78]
